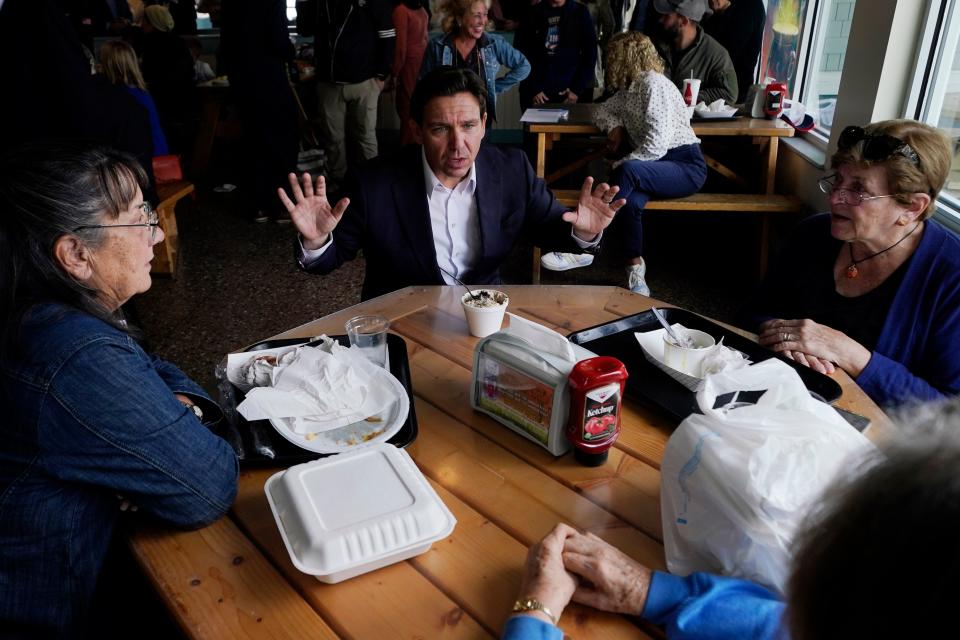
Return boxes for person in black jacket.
[220,0,299,222]
[514,0,598,110]
[703,0,765,102]
[296,0,395,187]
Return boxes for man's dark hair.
[787,408,960,639]
[410,67,487,126]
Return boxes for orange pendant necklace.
[845,222,921,279]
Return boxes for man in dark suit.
[281,68,626,300]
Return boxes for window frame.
[907,0,960,227]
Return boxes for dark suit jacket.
[301,144,584,300]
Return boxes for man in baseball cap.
[651,0,737,104]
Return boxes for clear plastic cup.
[345,315,390,368]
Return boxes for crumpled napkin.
[695,99,738,117]
[235,340,397,434]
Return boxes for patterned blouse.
[594,70,701,167]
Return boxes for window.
[914,0,960,215]
[757,0,858,137]
[800,0,857,134]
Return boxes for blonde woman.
[545,31,706,293]
[419,0,529,121]
[99,39,169,156]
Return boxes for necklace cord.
[847,221,922,269]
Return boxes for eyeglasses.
[837,125,920,165]
[817,175,898,206]
[74,203,160,241]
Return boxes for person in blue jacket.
[503,397,960,639]
[420,0,530,122]
[0,142,239,636]
[748,120,960,408]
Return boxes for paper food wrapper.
[635,324,750,391]
[695,99,738,117]
[232,339,399,434]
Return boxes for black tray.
[221,334,418,468]
[567,308,844,423]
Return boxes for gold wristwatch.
[512,598,558,625]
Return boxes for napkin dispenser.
[470,318,596,456]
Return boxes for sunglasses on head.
[838,126,920,165]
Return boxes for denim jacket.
[420,32,531,121]
[0,304,238,636]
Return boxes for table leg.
[536,133,547,179]
[764,137,779,195]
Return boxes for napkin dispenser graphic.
[470,314,596,456]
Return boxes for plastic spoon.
[439,266,480,301]
[652,308,693,347]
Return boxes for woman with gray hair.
[504,395,960,639]
[0,142,238,636]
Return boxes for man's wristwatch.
[512,598,558,625]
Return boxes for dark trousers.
[609,143,707,258]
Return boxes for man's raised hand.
[278,172,350,250]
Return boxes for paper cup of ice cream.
[461,289,509,338]
[662,329,716,377]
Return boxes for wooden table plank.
[130,518,339,640]
[409,400,665,566]
[415,481,654,639]
[231,470,492,639]
[405,343,667,541]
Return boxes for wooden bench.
[152,180,195,277]
[532,191,803,284]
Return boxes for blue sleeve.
[148,353,225,423]
[643,572,786,640]
[493,40,531,95]
[857,350,956,406]
[501,615,563,640]
[44,338,238,529]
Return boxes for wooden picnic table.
[526,105,800,282]
[129,286,890,639]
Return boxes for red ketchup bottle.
[763,81,788,118]
[567,357,629,466]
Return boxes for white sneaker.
[540,252,595,271]
[627,260,650,296]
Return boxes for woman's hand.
[532,91,549,105]
[561,530,653,615]
[278,173,350,251]
[759,318,872,376]
[565,176,625,242]
[605,127,625,155]
[515,523,580,625]
[559,88,578,104]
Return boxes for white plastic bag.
[660,359,876,593]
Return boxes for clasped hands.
[515,523,652,626]
[758,318,872,377]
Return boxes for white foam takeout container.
[265,443,457,583]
